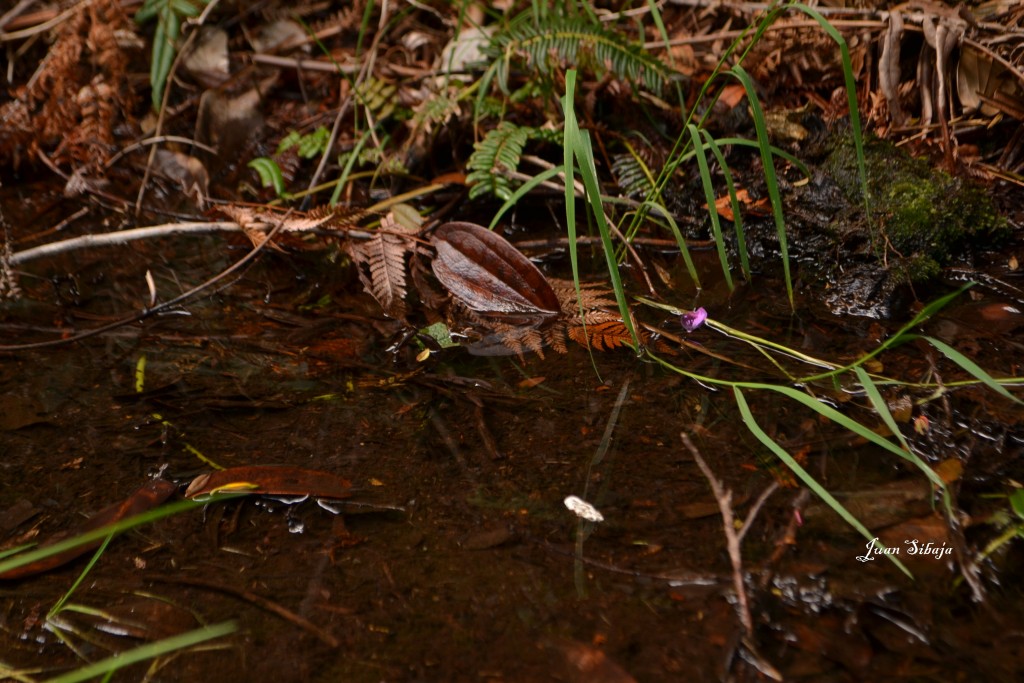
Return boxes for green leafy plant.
[248,157,289,198]
[483,12,671,95]
[976,489,1024,564]
[615,1,869,305]
[551,21,1019,572]
[135,0,207,109]
[279,126,333,159]
[640,285,1023,576]
[466,122,535,200]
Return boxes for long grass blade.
[47,534,115,619]
[639,200,699,289]
[916,335,1023,405]
[854,365,914,453]
[734,387,912,578]
[563,69,639,349]
[701,129,750,280]
[728,65,792,307]
[787,2,869,216]
[43,622,237,683]
[749,383,946,490]
[0,497,213,578]
[562,71,583,320]
[799,285,971,383]
[489,165,566,229]
[687,124,732,290]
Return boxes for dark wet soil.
[2,192,1024,682]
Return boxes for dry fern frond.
[0,98,34,168]
[213,204,367,251]
[4,0,137,171]
[565,318,637,352]
[348,214,418,319]
[462,314,549,359]
[550,279,618,314]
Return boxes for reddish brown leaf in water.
[0,479,177,580]
[431,222,560,319]
[184,465,353,500]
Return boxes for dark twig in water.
[149,574,339,648]
[760,489,811,585]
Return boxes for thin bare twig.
[1,210,294,351]
[679,432,753,635]
[150,574,339,648]
[736,481,779,544]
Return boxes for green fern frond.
[486,14,671,93]
[612,154,655,199]
[466,122,534,200]
[354,77,398,121]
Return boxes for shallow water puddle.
[2,223,1023,681]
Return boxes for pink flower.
[680,307,707,332]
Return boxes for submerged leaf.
[0,479,177,580]
[185,465,353,501]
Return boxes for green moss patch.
[825,136,1007,281]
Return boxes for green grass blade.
[489,165,566,229]
[43,622,237,683]
[755,383,945,490]
[787,2,869,216]
[0,497,215,578]
[728,65,792,307]
[853,365,915,454]
[563,69,639,350]
[687,124,732,290]
[47,534,115,619]
[852,365,954,518]
[916,335,1023,405]
[702,129,750,280]
[713,137,811,179]
[562,71,583,318]
[799,285,971,383]
[639,200,699,289]
[734,387,912,578]
[330,127,374,206]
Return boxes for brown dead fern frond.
[550,278,619,315]
[3,0,137,172]
[565,317,638,352]
[348,213,420,319]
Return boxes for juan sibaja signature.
[856,537,953,562]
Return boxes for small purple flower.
[680,307,707,332]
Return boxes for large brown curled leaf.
[431,222,560,320]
